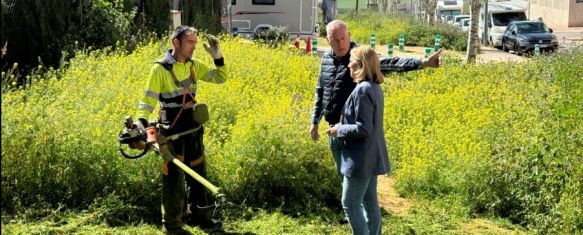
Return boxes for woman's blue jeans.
[342,176,381,235]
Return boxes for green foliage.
[1,36,339,222]
[387,48,583,233]
[253,26,291,48]
[202,37,339,215]
[1,31,581,234]
[1,199,527,234]
[1,0,171,82]
[340,11,408,45]
[180,0,223,35]
[318,21,327,37]
[405,20,468,51]
[132,0,171,37]
[339,11,467,51]
[1,41,165,222]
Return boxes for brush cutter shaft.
[171,157,220,195]
[157,136,221,196]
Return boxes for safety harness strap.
[164,63,198,129]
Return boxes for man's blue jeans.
[328,136,342,177]
[342,176,381,235]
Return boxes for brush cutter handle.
[119,143,150,159]
[118,123,151,159]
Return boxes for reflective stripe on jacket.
[137,49,228,131]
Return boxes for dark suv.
[501,21,558,54]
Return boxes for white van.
[479,1,528,48]
[460,18,470,32]
[222,0,318,39]
[436,0,463,22]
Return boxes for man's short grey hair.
[172,25,198,41]
[326,20,348,38]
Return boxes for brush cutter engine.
[118,116,156,159]
[117,115,235,219]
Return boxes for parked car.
[460,18,470,32]
[445,15,455,24]
[479,1,528,48]
[501,21,558,54]
[451,15,470,26]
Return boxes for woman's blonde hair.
[350,46,384,84]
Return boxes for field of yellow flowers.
[2,36,581,234]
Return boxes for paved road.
[309,38,525,63]
[301,29,583,62]
[554,27,583,51]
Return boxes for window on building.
[253,0,275,5]
[577,0,583,3]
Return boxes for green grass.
[2,33,581,234]
[1,199,527,235]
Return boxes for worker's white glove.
[203,34,223,59]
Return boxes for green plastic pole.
[425,47,432,58]
[399,34,405,52]
[434,34,442,52]
[312,34,318,55]
[370,32,376,49]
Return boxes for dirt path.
[377,176,521,234]
[377,175,411,215]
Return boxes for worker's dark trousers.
[161,127,209,229]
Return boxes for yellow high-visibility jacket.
[137,50,228,133]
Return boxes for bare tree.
[426,0,437,25]
[417,0,437,24]
[416,0,425,20]
[466,0,481,63]
[369,0,379,11]
[379,0,389,12]
[392,0,401,13]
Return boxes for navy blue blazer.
[337,81,390,177]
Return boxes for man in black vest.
[310,20,442,222]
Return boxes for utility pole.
[483,1,489,45]
[171,0,181,29]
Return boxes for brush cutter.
[118,115,231,213]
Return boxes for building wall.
[528,0,569,28]
[569,0,583,27]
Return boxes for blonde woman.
[328,46,389,235]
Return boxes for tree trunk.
[356,0,359,14]
[379,0,389,12]
[417,0,424,20]
[391,0,400,13]
[426,0,437,25]
[418,0,433,22]
[466,0,481,63]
